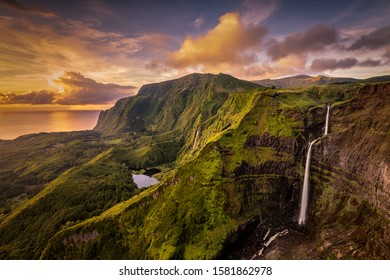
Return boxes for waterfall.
[192,127,201,149]
[298,138,319,225]
[324,104,330,136]
[298,103,331,225]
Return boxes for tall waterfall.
[298,103,331,225]
[298,138,319,225]
[324,104,330,136]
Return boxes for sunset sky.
[0,0,389,105]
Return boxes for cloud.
[267,25,338,61]
[242,0,279,25]
[167,12,267,69]
[311,56,385,72]
[0,91,56,104]
[0,72,135,105]
[349,25,390,50]
[0,0,55,17]
[311,58,358,71]
[384,49,390,59]
[359,59,381,67]
[0,15,174,92]
[53,72,136,105]
[256,54,309,79]
[192,15,204,29]
[244,65,266,77]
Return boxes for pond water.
[132,174,159,188]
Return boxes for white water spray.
[324,104,330,136]
[251,229,289,259]
[298,138,319,225]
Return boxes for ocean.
[0,106,103,140]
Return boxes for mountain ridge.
[94,72,260,134]
[253,74,390,88]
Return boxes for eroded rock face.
[227,83,390,260]
[313,83,390,217]
[245,132,300,155]
[302,83,390,259]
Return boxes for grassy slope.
[0,148,138,259]
[93,73,261,171]
[0,131,107,222]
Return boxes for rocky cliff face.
[246,83,390,259]
[305,84,390,259]
[94,73,259,135]
[315,84,390,216]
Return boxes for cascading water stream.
[192,127,201,149]
[324,104,330,136]
[298,138,319,225]
[298,104,331,225]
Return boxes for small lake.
[132,174,159,188]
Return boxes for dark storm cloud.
[266,25,338,61]
[349,25,390,51]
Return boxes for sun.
[47,70,65,93]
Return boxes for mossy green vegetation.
[0,131,107,223]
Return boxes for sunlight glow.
[47,70,65,93]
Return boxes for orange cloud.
[0,91,55,104]
[0,15,174,92]
[0,72,135,105]
[167,12,267,70]
[53,71,136,105]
